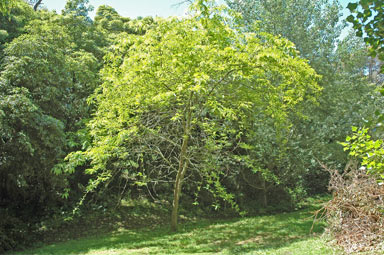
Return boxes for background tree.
[0,0,15,14]
[226,0,343,75]
[347,0,383,72]
[0,0,35,55]
[0,1,101,250]
[342,0,384,180]
[0,16,99,208]
[225,0,381,197]
[94,5,155,36]
[62,0,93,20]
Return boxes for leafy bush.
[0,210,30,253]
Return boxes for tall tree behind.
[62,0,93,21]
[225,0,380,196]
[226,0,343,76]
[0,0,14,14]
[341,0,384,181]
[0,1,103,250]
[0,0,35,54]
[347,0,383,72]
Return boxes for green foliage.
[0,0,14,15]
[347,0,384,68]
[226,0,382,196]
[341,0,384,182]
[226,0,344,75]
[341,127,384,180]
[62,0,94,21]
[0,209,31,253]
[66,1,320,226]
[0,0,35,48]
[1,0,381,252]
[0,29,8,42]
[2,17,99,122]
[0,4,102,251]
[94,5,155,36]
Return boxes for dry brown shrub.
[317,161,384,254]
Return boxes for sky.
[42,0,355,20]
[43,0,209,19]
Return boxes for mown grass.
[9,198,341,255]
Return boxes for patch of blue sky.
[42,0,357,40]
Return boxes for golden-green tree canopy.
[65,0,321,230]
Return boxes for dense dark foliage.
[0,0,154,251]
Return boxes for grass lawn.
[8,199,341,255]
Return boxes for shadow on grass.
[14,202,327,255]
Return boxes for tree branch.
[33,0,43,11]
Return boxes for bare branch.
[33,0,42,11]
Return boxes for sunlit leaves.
[0,0,14,16]
[347,0,383,63]
[342,127,384,180]
[69,2,320,213]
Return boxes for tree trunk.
[261,177,267,208]
[171,92,193,232]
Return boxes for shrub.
[0,210,30,253]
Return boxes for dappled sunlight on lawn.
[13,204,341,255]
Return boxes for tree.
[94,5,155,36]
[0,0,14,15]
[342,0,384,181]
[0,10,100,251]
[347,0,383,71]
[0,0,35,52]
[225,0,382,196]
[65,0,320,231]
[226,0,343,75]
[62,0,94,22]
